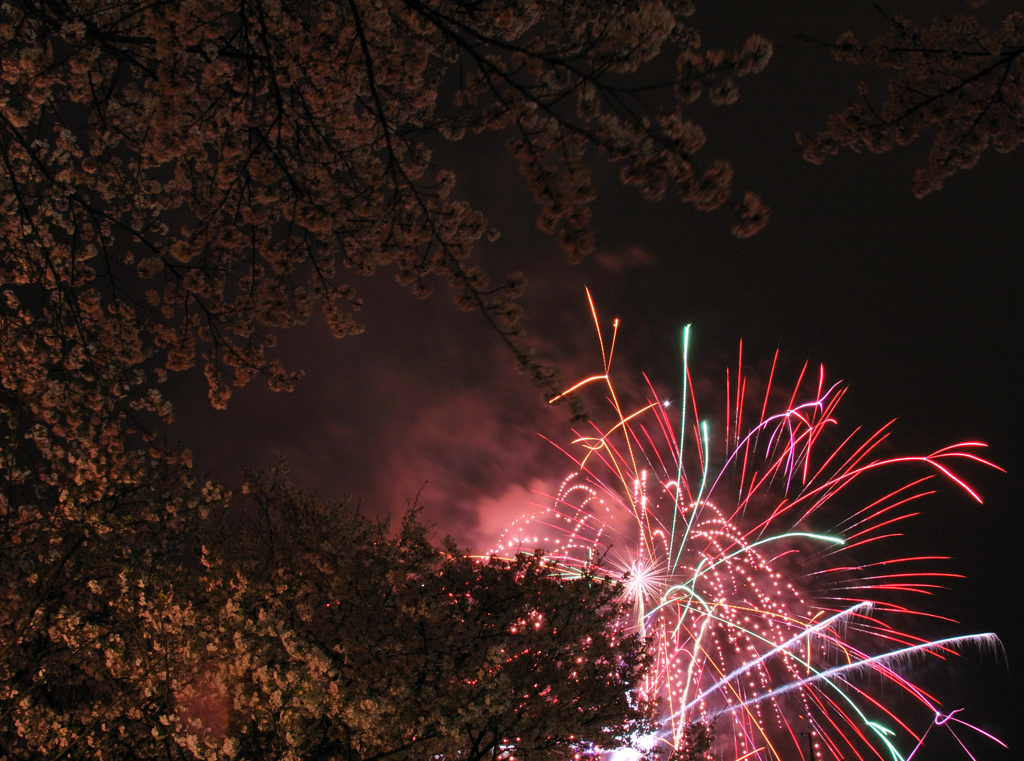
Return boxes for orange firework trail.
[488,301,1004,761]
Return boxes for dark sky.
[166,3,1021,758]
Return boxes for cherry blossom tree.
[193,465,652,761]
[2,462,653,760]
[800,2,1024,197]
[0,417,228,759]
[0,183,215,754]
[0,0,771,408]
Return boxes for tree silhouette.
[800,2,1023,197]
[1,0,771,409]
[0,458,654,760]
[668,722,714,761]
[197,466,653,761]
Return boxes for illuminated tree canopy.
[207,468,651,761]
[0,454,651,760]
[0,0,770,407]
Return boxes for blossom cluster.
[1,0,770,406]
[800,6,1024,197]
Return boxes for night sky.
[165,3,1021,758]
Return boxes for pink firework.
[488,303,1004,761]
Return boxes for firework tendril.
[488,302,1004,761]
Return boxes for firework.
[489,302,1003,761]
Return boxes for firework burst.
[488,301,1003,761]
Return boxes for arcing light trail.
[488,303,1003,761]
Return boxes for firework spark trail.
[708,633,1003,717]
[678,601,876,715]
[488,304,1003,761]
